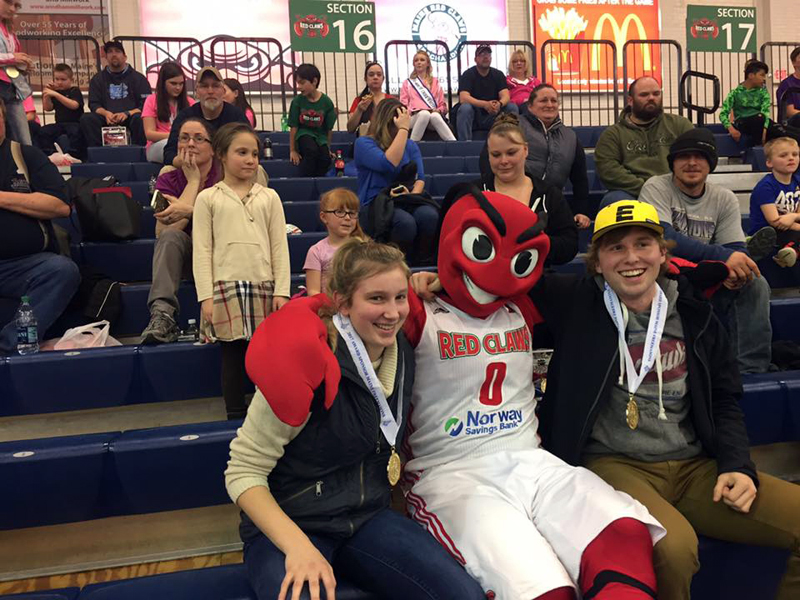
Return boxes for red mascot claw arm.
[245,294,341,426]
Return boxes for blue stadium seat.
[585,153,596,171]
[108,420,241,514]
[424,156,466,175]
[740,373,791,445]
[71,163,135,181]
[704,123,728,135]
[0,588,79,600]
[123,181,151,206]
[53,213,82,243]
[713,134,746,158]
[86,146,146,163]
[692,536,788,600]
[1,346,138,416]
[744,146,768,172]
[268,143,290,160]
[289,232,326,273]
[758,257,800,289]
[140,208,156,238]
[417,141,446,157]
[770,298,800,342]
[115,283,199,337]
[269,178,316,202]
[138,343,223,404]
[444,141,484,157]
[0,432,116,529]
[283,201,323,233]
[316,176,358,195]
[465,156,481,173]
[260,131,288,145]
[573,127,595,148]
[331,131,356,144]
[784,377,800,441]
[81,240,155,282]
[132,162,161,182]
[260,160,300,178]
[430,173,476,196]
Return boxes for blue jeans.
[711,275,772,373]
[5,99,32,145]
[0,252,81,352]
[456,102,519,141]
[244,508,484,600]
[599,189,636,209]
[391,205,439,266]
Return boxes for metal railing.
[540,39,619,127]
[622,39,683,116]
[18,35,101,125]
[384,40,453,113]
[113,36,205,94]
[686,50,755,125]
[680,70,720,127]
[209,36,287,131]
[456,40,537,82]
[760,41,800,122]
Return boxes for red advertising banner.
[531,0,660,91]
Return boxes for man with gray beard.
[163,67,249,167]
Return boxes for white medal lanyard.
[332,313,402,447]
[603,282,669,422]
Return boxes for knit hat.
[668,128,718,172]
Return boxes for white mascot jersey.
[404,297,540,474]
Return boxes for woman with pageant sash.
[225,239,484,600]
[399,50,455,142]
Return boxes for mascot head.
[436,184,550,318]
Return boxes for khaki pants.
[585,455,800,600]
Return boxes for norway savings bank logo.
[444,410,523,437]
[444,417,463,437]
[411,4,467,63]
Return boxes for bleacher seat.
[444,141,484,157]
[430,173,477,196]
[124,181,151,206]
[0,589,79,600]
[424,156,466,175]
[132,163,161,182]
[115,282,198,336]
[283,201,323,233]
[315,176,358,195]
[260,160,300,178]
[108,420,240,515]
[289,232,326,273]
[269,178,316,202]
[418,141,446,157]
[86,146,146,163]
[71,163,135,181]
[771,298,800,342]
[0,432,116,529]
[138,342,224,404]
[740,373,792,445]
[744,146,768,172]
[713,134,747,158]
[80,240,154,282]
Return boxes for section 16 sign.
[290,0,376,53]
[686,5,756,53]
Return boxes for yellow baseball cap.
[591,200,664,242]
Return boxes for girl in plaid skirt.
[193,122,291,419]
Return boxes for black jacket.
[240,333,415,542]
[475,172,578,266]
[531,273,758,485]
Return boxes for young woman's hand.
[393,106,411,131]
[290,150,302,165]
[279,542,336,600]
[357,94,372,112]
[180,148,201,184]
[155,194,193,225]
[201,299,214,327]
[410,272,441,300]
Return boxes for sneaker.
[774,246,798,268]
[141,311,179,344]
[746,227,777,262]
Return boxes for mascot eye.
[510,249,538,278]
[461,227,495,263]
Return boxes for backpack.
[67,265,122,325]
[66,176,142,242]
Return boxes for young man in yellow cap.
[531,200,800,600]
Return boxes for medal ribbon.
[333,313,402,447]
[603,282,668,407]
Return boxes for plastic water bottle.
[186,319,199,342]
[280,114,289,132]
[16,296,39,355]
[263,137,273,160]
[335,150,345,177]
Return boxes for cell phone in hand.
[151,190,169,213]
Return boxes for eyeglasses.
[178,134,211,144]
[323,209,358,219]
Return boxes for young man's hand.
[728,126,741,142]
[713,472,757,513]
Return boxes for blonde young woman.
[506,49,540,109]
[399,51,455,141]
[0,0,33,144]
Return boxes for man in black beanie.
[638,128,773,373]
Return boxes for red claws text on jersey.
[437,326,531,360]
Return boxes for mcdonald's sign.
[531,0,660,92]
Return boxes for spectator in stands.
[193,122,289,420]
[748,137,800,268]
[80,40,150,148]
[140,117,219,345]
[304,188,365,296]
[142,61,194,164]
[777,47,800,127]
[0,0,33,144]
[456,44,518,141]
[354,98,436,264]
[595,76,693,205]
[481,83,591,228]
[347,61,391,135]
[223,78,256,128]
[0,98,80,354]
[531,199,800,600]
[37,63,84,157]
[288,63,337,177]
[721,60,776,146]
[163,66,249,168]
[638,128,773,373]
[478,113,578,265]
[399,50,455,142]
[505,49,540,110]
[226,239,486,600]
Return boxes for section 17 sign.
[289,0,376,53]
[686,5,756,54]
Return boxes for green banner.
[289,0,376,53]
[686,5,757,53]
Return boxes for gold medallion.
[387,449,402,486]
[626,395,639,430]
[540,378,547,393]
[5,66,19,78]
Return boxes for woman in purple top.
[777,47,800,127]
[141,117,221,344]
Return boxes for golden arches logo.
[591,13,650,71]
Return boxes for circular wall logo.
[444,417,463,437]
[411,4,467,63]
